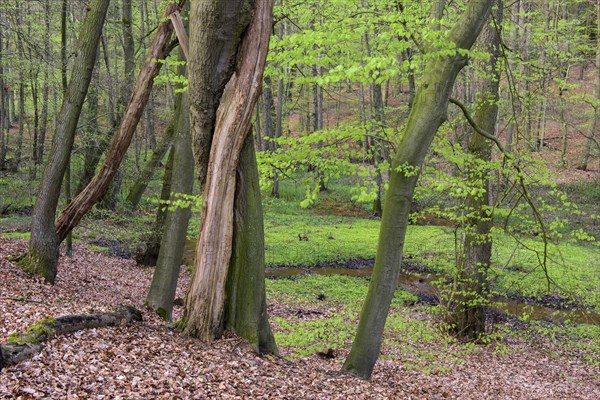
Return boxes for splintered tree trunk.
[182,0,274,343]
[451,1,502,340]
[23,0,110,284]
[579,0,599,171]
[187,1,252,187]
[54,2,182,244]
[146,56,193,320]
[224,133,278,354]
[342,0,493,380]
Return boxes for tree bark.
[146,54,193,319]
[342,0,493,380]
[451,1,502,340]
[224,133,278,354]
[187,0,253,187]
[54,2,183,244]
[578,0,599,171]
[125,128,174,210]
[23,0,110,284]
[0,306,142,371]
[182,0,274,343]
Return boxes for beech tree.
[342,0,494,379]
[449,0,503,340]
[181,0,278,354]
[146,47,193,320]
[22,0,110,283]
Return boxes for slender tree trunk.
[559,67,571,169]
[23,0,111,283]
[0,10,6,170]
[76,57,105,195]
[579,0,599,171]
[342,0,493,380]
[146,57,193,319]
[54,2,182,244]
[125,129,174,210]
[38,0,52,166]
[13,80,24,172]
[138,146,174,267]
[451,2,502,340]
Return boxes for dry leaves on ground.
[1,237,599,399]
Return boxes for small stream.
[265,266,600,325]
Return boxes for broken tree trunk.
[0,306,142,371]
[54,1,185,244]
[182,0,274,341]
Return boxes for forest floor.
[1,238,599,399]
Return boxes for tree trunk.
[187,1,253,187]
[0,10,6,170]
[451,1,502,340]
[23,0,110,284]
[182,0,274,343]
[76,57,106,195]
[138,145,174,267]
[224,133,278,354]
[342,0,493,380]
[54,2,182,244]
[38,0,52,166]
[146,53,194,319]
[578,0,599,171]
[125,128,174,210]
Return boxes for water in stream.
[265,266,600,325]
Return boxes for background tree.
[22,0,110,283]
[342,0,494,379]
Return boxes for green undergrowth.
[267,275,419,358]
[0,231,30,240]
[266,274,418,306]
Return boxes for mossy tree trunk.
[146,49,194,320]
[24,0,110,284]
[451,1,502,341]
[224,133,278,354]
[341,0,493,380]
[182,0,277,353]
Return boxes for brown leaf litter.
[1,238,599,399]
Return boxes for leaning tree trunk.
[54,1,183,244]
[451,1,502,340]
[224,133,278,354]
[146,53,194,320]
[23,0,110,284]
[182,0,275,345]
[342,0,493,380]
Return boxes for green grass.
[266,274,417,306]
[0,231,30,240]
[267,274,418,358]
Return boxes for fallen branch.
[0,305,142,370]
[0,297,45,304]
